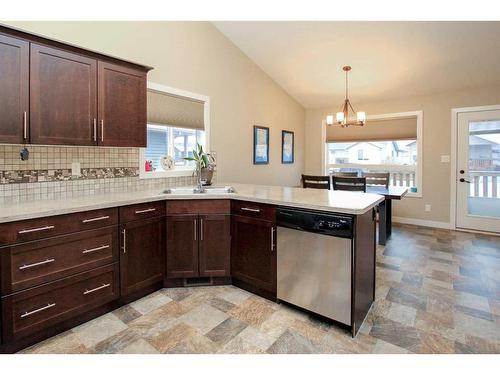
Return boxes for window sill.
[139,169,194,179]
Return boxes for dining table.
[366,185,408,245]
[301,179,408,245]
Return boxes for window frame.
[322,110,423,198]
[139,82,210,179]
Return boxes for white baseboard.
[392,216,453,230]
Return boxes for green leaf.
[183,157,196,161]
[201,154,209,168]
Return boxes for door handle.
[122,229,126,253]
[459,178,471,183]
[271,227,275,252]
[100,119,104,142]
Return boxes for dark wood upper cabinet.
[30,44,97,146]
[0,34,29,144]
[120,217,165,297]
[166,215,199,279]
[98,62,147,147]
[199,214,231,277]
[231,215,276,295]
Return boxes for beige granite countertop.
[0,183,385,223]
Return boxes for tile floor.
[21,224,500,354]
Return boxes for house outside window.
[324,111,423,196]
[140,83,210,179]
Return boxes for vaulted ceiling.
[213,21,500,108]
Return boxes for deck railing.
[326,163,416,188]
[469,171,500,198]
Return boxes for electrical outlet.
[71,162,81,176]
[425,204,431,212]
[440,155,450,163]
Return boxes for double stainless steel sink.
[160,186,236,195]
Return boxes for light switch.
[441,155,450,163]
[71,162,81,176]
[425,204,431,212]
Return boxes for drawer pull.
[18,225,55,234]
[82,215,110,223]
[21,303,56,318]
[83,283,111,295]
[241,207,261,213]
[19,258,55,270]
[82,245,110,254]
[135,208,156,214]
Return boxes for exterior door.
[456,109,500,233]
[30,44,97,145]
[0,34,29,144]
[97,61,147,147]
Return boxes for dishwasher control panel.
[276,207,353,238]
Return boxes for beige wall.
[3,21,305,187]
[306,86,500,223]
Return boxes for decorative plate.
[160,155,175,170]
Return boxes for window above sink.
[139,82,211,179]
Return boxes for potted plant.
[184,143,216,186]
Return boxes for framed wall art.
[253,125,269,164]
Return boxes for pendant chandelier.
[326,66,366,127]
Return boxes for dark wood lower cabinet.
[199,214,231,277]
[231,214,276,298]
[120,217,165,297]
[1,263,119,342]
[166,215,199,278]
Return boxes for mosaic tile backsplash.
[0,145,199,203]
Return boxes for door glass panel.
[467,120,500,218]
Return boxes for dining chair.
[301,174,331,190]
[362,172,390,189]
[332,176,367,192]
[331,171,358,177]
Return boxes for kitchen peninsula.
[0,184,383,353]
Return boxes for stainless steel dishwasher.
[276,207,353,326]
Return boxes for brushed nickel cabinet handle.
[241,207,261,213]
[135,208,156,214]
[19,258,55,270]
[82,215,110,223]
[271,227,275,252]
[122,229,126,254]
[100,119,104,142]
[82,245,110,254]
[18,225,55,234]
[200,218,203,241]
[23,111,27,140]
[21,303,56,318]
[194,219,197,241]
[83,283,110,295]
[93,118,97,142]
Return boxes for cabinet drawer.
[0,208,118,245]
[166,200,230,215]
[1,227,119,294]
[231,200,276,222]
[1,263,119,342]
[120,201,165,223]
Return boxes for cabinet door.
[98,62,146,147]
[166,215,199,279]
[0,34,29,144]
[120,217,165,297]
[199,214,230,277]
[30,44,97,145]
[231,215,276,294]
